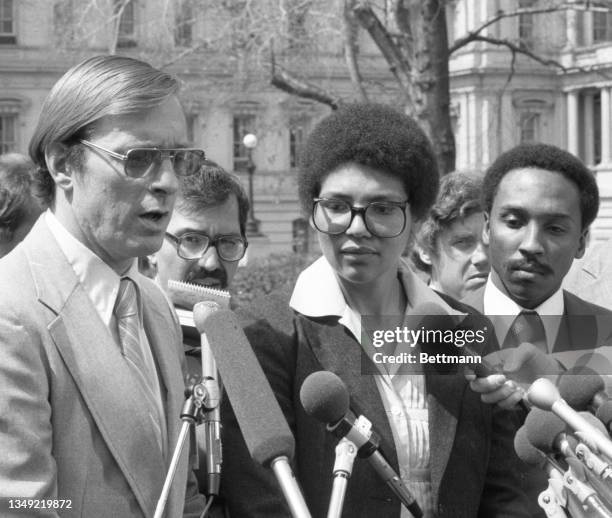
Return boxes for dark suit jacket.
[220,290,529,518]
[462,285,612,518]
[0,217,204,518]
[462,287,612,353]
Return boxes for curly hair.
[298,103,439,221]
[482,143,599,229]
[176,160,250,237]
[412,172,483,274]
[0,153,45,242]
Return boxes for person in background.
[0,152,46,258]
[0,55,206,517]
[143,160,248,505]
[220,103,529,518]
[412,172,489,301]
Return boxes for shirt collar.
[45,210,135,326]
[483,274,564,349]
[290,256,465,341]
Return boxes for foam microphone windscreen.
[299,371,349,424]
[193,305,295,466]
[558,366,604,410]
[514,426,545,466]
[525,408,566,454]
[597,401,612,429]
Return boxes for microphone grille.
[300,371,349,424]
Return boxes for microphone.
[558,367,612,434]
[528,378,612,462]
[193,305,312,518]
[564,458,612,518]
[300,371,423,518]
[167,280,231,496]
[513,426,569,518]
[524,408,575,459]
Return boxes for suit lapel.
[300,317,398,468]
[425,373,465,507]
[25,220,166,518]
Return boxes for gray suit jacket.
[0,218,204,517]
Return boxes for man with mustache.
[464,143,612,405]
[146,160,249,501]
[152,160,249,294]
[462,143,612,517]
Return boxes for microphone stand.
[327,439,358,518]
[154,382,208,518]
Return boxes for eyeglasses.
[165,232,248,262]
[79,139,206,178]
[312,197,409,238]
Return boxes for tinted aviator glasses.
[79,139,206,178]
[165,232,248,262]
[312,197,409,238]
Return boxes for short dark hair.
[0,153,45,241]
[298,103,439,220]
[176,160,250,236]
[482,143,599,229]
[29,55,180,206]
[413,172,483,274]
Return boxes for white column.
[584,92,595,166]
[565,9,577,49]
[481,96,490,165]
[467,92,477,167]
[567,91,579,156]
[601,87,611,165]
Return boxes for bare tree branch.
[343,0,369,102]
[270,50,342,110]
[352,1,413,104]
[449,5,573,55]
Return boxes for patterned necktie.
[114,277,164,452]
[504,310,547,352]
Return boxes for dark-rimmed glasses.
[312,197,409,238]
[79,139,206,178]
[164,232,248,262]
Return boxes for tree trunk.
[410,0,455,174]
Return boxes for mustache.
[186,268,228,288]
[508,258,552,275]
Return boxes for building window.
[289,123,305,169]
[0,113,17,153]
[519,112,540,143]
[175,0,194,47]
[233,114,255,172]
[0,0,15,44]
[518,0,535,50]
[593,2,612,43]
[114,0,136,48]
[186,113,197,145]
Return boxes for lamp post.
[243,133,262,236]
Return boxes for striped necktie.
[114,277,164,452]
[503,310,547,352]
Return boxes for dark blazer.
[0,217,204,518]
[220,290,529,518]
[462,285,612,518]
[462,287,612,353]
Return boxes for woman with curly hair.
[221,103,528,518]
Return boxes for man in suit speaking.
[0,55,206,517]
